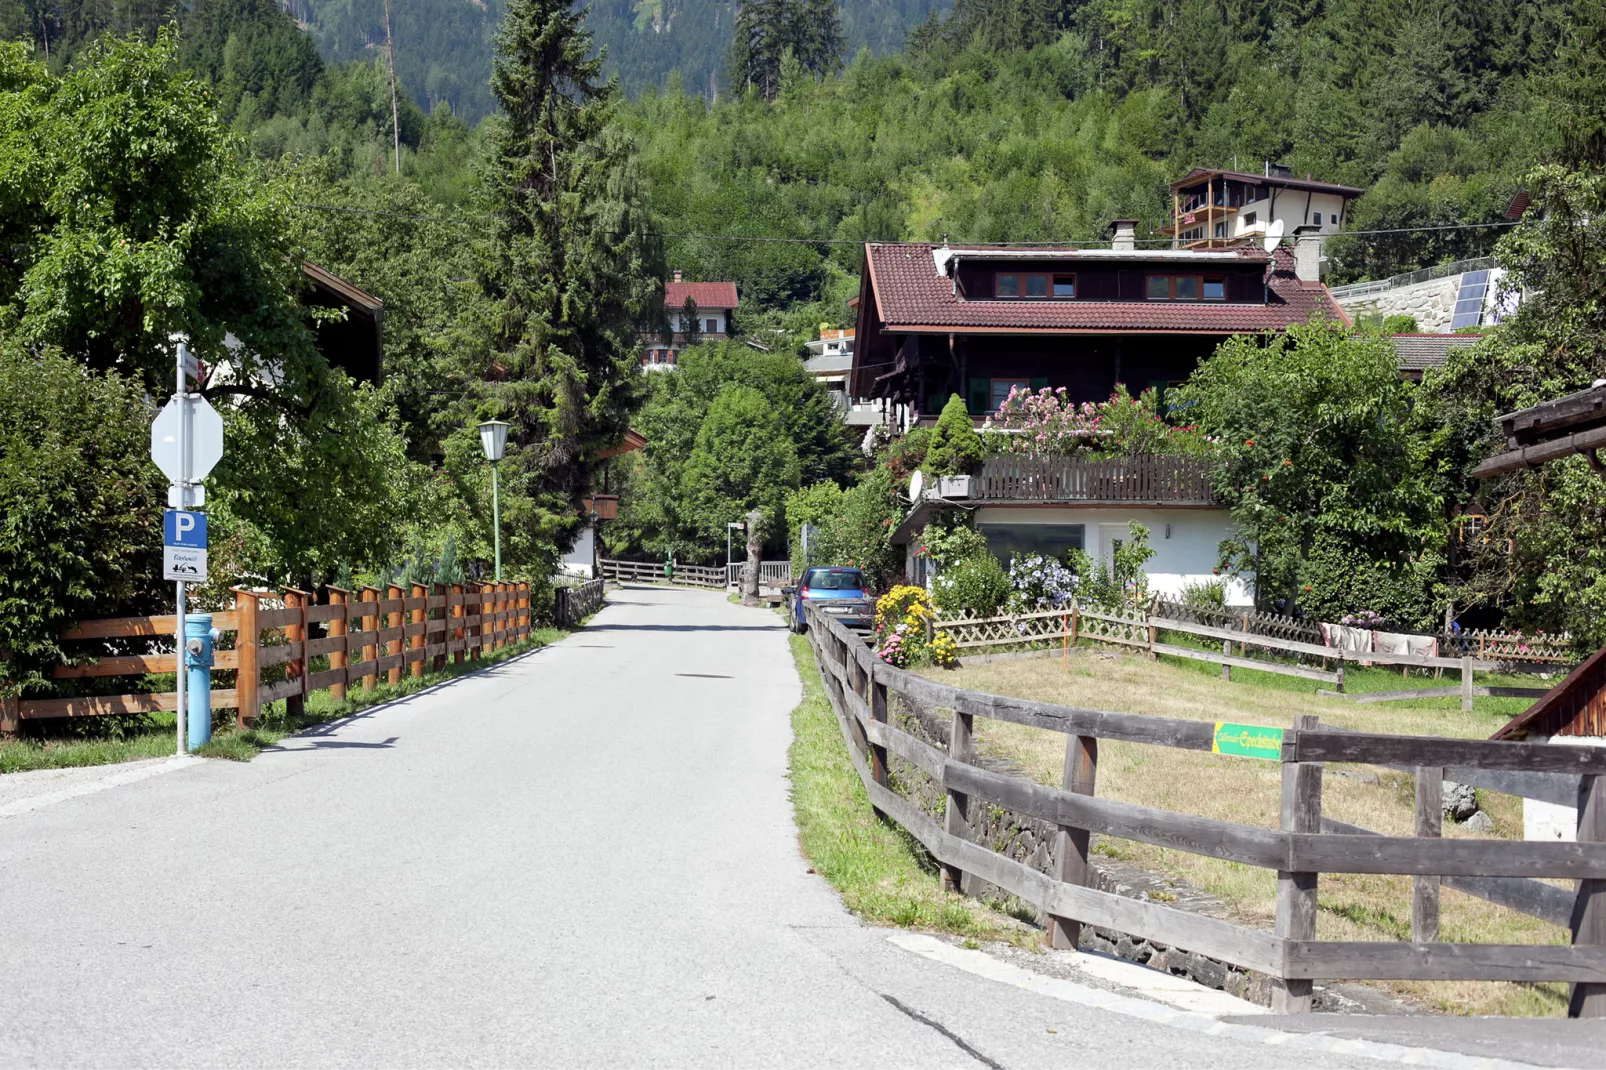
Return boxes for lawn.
[919,643,1572,1017]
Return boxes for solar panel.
[1449,269,1489,330]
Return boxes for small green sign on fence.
[1212,722,1285,760]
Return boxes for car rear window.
[804,569,865,591]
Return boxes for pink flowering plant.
[983,385,1213,459]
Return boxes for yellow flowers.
[874,585,957,668]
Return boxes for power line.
[292,202,477,226]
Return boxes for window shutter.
[967,378,988,414]
[1030,376,1049,391]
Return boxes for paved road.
[0,585,1589,1067]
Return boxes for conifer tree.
[729,0,843,100]
[478,0,660,574]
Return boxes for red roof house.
[643,271,739,370]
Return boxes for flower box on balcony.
[935,475,973,498]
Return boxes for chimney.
[672,269,683,283]
[1292,225,1322,283]
[1109,218,1138,252]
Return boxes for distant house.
[804,327,899,428]
[1165,165,1362,250]
[850,222,1347,423]
[641,271,738,371]
[1392,333,1483,380]
[562,429,648,578]
[302,262,383,383]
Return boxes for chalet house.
[1491,647,1606,841]
[642,271,739,371]
[855,223,1349,607]
[303,262,383,383]
[1166,165,1362,249]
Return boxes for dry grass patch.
[922,646,1571,1016]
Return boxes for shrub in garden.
[932,555,1011,618]
[873,585,957,668]
[0,343,165,694]
[1006,553,1077,613]
[924,394,984,477]
[1179,577,1228,609]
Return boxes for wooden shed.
[1492,645,1606,841]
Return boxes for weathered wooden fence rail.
[1,582,533,736]
[553,578,606,628]
[805,606,1606,1017]
[599,558,726,588]
[937,602,1559,704]
[725,561,794,587]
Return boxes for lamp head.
[477,420,510,462]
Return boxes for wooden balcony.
[975,454,1218,504]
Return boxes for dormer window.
[996,272,1075,299]
[1146,274,1228,301]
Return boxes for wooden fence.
[936,602,1557,705]
[1,583,532,736]
[804,605,1606,1017]
[553,578,605,628]
[975,454,1217,503]
[725,561,794,587]
[599,559,726,588]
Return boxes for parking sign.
[163,510,207,582]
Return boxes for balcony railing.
[976,454,1217,503]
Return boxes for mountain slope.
[285,0,948,120]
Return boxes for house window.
[1311,211,1322,225]
[991,378,1030,410]
[1213,221,1226,238]
[1053,274,1075,298]
[1243,211,1257,227]
[1025,274,1048,298]
[996,273,1060,298]
[1145,275,1228,301]
[995,274,1019,297]
[976,523,1085,568]
[705,318,718,334]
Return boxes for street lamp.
[477,420,509,581]
[726,520,745,585]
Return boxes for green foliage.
[918,521,988,571]
[729,0,844,100]
[785,480,847,570]
[679,384,802,548]
[1382,314,1419,333]
[925,393,984,477]
[1172,321,1441,620]
[931,554,1010,618]
[1416,163,1606,642]
[0,342,165,694]
[1179,577,1227,610]
[476,0,660,579]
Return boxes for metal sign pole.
[173,343,189,757]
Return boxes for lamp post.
[726,521,745,587]
[477,420,509,581]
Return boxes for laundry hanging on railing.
[1319,623,1438,666]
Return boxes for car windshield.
[804,569,864,591]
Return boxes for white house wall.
[1233,190,1349,240]
[1523,735,1606,841]
[973,506,1252,606]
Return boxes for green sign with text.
[1211,722,1284,760]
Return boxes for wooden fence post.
[1413,766,1442,943]
[1221,638,1232,682]
[385,584,404,684]
[1571,774,1606,1018]
[360,586,380,690]
[1274,712,1322,1013]
[468,584,482,660]
[326,587,349,701]
[1070,603,1079,645]
[869,661,890,798]
[1335,659,1345,694]
[450,583,464,665]
[521,581,531,637]
[231,588,260,728]
[1461,655,1475,712]
[1,688,18,739]
[408,583,426,679]
[1049,734,1098,950]
[431,584,448,671]
[943,704,974,894]
[281,588,308,721]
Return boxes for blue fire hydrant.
[185,614,215,751]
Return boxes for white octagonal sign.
[150,395,225,484]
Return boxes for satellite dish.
[908,469,925,502]
[1263,219,1286,252]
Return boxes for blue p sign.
[163,510,207,548]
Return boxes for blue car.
[786,567,874,633]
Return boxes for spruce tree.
[479,0,660,574]
[729,0,843,100]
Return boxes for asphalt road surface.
[0,585,1594,1068]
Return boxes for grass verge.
[786,631,1034,945]
[927,645,1569,1016]
[2,627,566,773]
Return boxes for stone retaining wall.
[1332,273,1460,332]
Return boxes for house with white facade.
[641,271,739,370]
[804,327,901,427]
[1165,165,1362,250]
[892,455,1253,606]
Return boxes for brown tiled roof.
[1169,167,1365,197]
[863,243,1346,333]
[665,280,738,310]
[1391,333,1481,373]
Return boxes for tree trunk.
[742,510,765,607]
